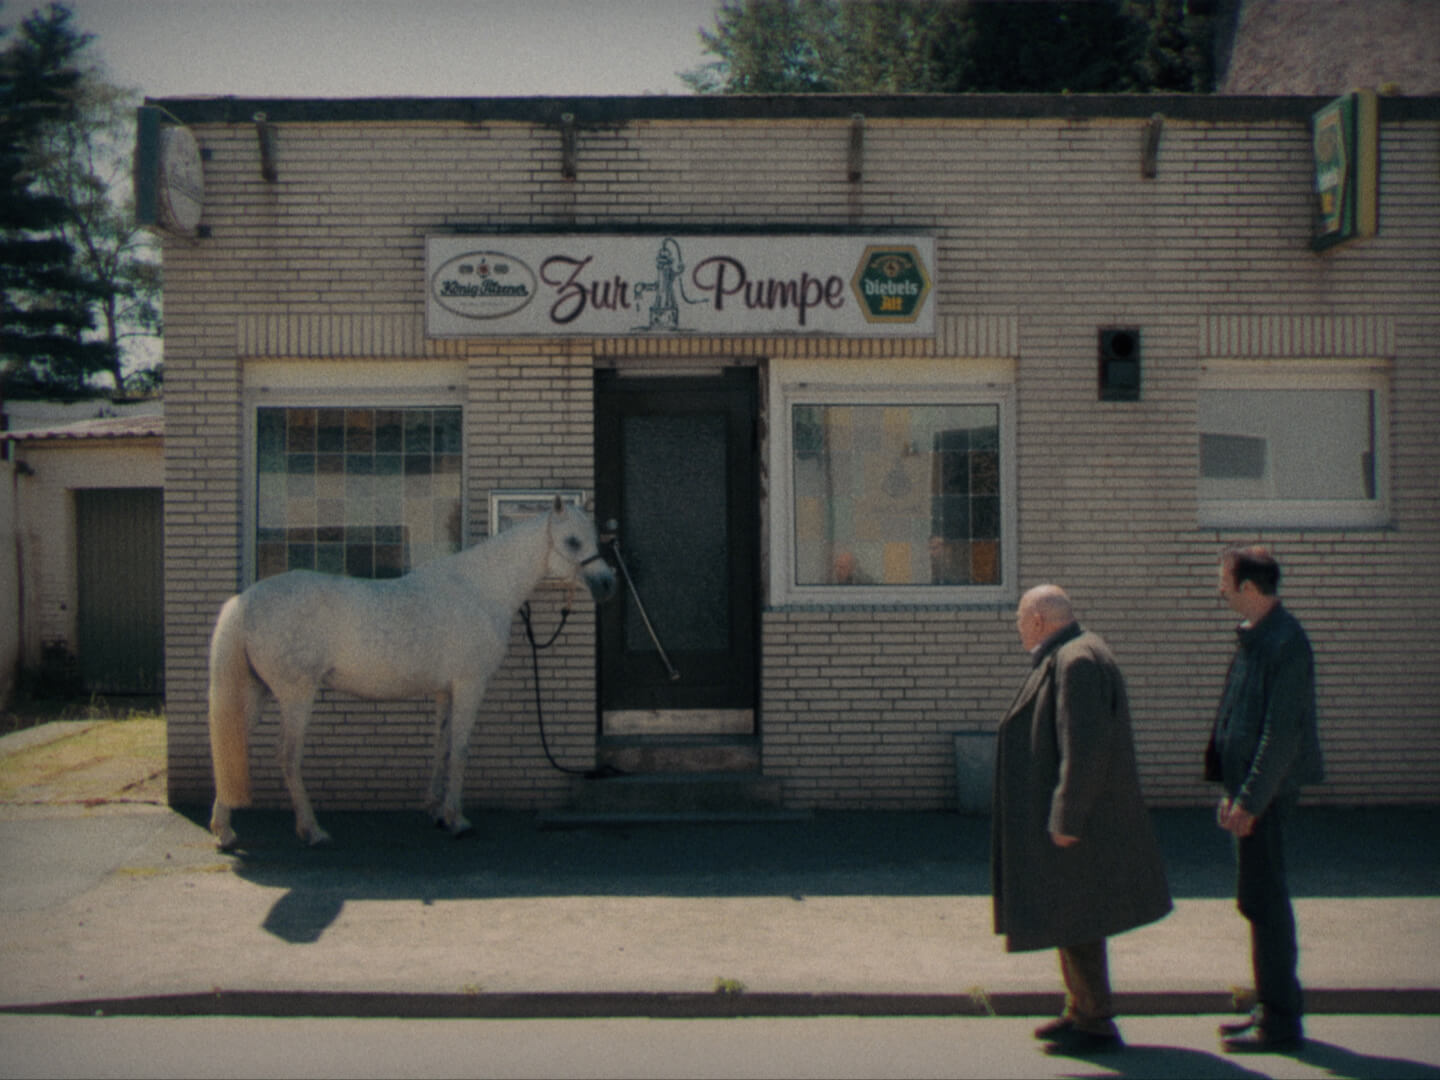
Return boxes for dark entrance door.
[594,369,758,745]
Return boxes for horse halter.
[544,509,612,570]
[542,510,616,617]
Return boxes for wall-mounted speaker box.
[1099,328,1141,402]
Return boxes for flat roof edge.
[146,93,1440,126]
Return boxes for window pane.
[792,403,1001,587]
[257,406,462,580]
[1199,389,1376,502]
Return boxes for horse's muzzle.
[581,556,619,604]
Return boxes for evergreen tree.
[683,0,1215,96]
[0,2,112,397]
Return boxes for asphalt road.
[3,1013,1439,1079]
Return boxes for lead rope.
[519,600,585,775]
[520,597,625,779]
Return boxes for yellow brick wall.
[159,100,1440,811]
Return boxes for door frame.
[593,367,760,730]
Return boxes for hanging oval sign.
[429,250,537,319]
[158,124,204,234]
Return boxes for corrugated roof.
[2,415,164,443]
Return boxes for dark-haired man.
[1207,546,1323,1053]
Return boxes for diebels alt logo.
[850,245,931,323]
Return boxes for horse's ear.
[552,494,564,515]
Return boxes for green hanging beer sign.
[1311,90,1379,252]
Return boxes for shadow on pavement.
[1297,1040,1440,1080]
[181,808,993,944]
[176,806,1440,946]
[1043,1043,1269,1079]
[1047,1038,1440,1080]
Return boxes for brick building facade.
[148,94,1440,814]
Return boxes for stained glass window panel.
[256,406,462,581]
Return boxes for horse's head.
[544,497,618,604]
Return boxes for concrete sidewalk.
[0,798,1437,1019]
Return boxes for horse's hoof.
[214,830,238,852]
[299,827,332,847]
[446,818,473,839]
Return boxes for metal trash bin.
[953,731,995,815]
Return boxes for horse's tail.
[208,593,259,808]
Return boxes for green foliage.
[1,2,104,394]
[1,2,161,397]
[1130,0,1215,93]
[30,75,163,392]
[684,0,1215,95]
[684,0,833,93]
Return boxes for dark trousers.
[1236,799,1304,1033]
[1057,939,1118,1035]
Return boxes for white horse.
[207,497,617,849]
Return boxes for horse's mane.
[418,507,550,586]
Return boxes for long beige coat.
[991,622,1172,953]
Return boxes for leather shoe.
[1222,1030,1305,1054]
[1218,1013,1259,1037]
[1033,1016,1074,1041]
[1042,1028,1124,1055]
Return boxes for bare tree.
[30,71,161,393]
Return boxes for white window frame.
[241,360,466,585]
[1197,359,1391,530]
[768,357,1017,608]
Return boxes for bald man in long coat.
[992,585,1172,1055]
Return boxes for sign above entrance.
[425,234,935,338]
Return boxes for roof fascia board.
[147,93,1440,127]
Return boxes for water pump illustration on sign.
[633,237,709,332]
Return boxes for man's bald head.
[1016,584,1076,651]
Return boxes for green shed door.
[75,487,164,694]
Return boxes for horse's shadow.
[185,805,1440,945]
[183,806,1003,944]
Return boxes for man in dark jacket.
[993,585,1172,1056]
[1208,546,1323,1053]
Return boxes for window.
[771,360,1016,606]
[1198,361,1389,529]
[244,362,465,581]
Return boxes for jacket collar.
[1031,620,1083,667]
[1237,601,1286,646]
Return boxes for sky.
[59,0,722,100]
